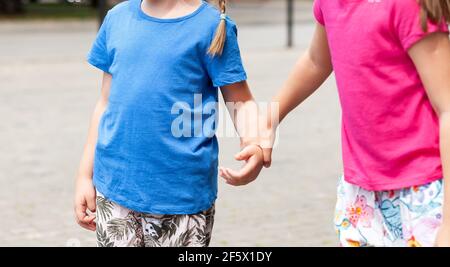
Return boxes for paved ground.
[0,1,342,246]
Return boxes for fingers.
[75,199,96,231]
[86,191,97,213]
[263,148,272,168]
[219,167,233,183]
[221,144,264,186]
[219,155,262,186]
[239,142,273,168]
[234,145,256,161]
[220,167,247,186]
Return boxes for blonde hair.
[208,0,227,56]
[419,0,450,31]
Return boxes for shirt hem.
[87,56,111,74]
[93,178,217,215]
[344,172,443,191]
[213,73,247,88]
[403,28,449,51]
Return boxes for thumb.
[234,145,256,161]
[263,148,272,168]
[86,193,97,213]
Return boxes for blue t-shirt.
[87,0,247,214]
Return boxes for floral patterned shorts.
[95,191,215,247]
[334,177,443,247]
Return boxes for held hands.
[260,119,277,168]
[219,109,278,186]
[74,176,97,231]
[219,144,264,186]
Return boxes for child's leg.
[96,191,144,247]
[141,205,215,247]
[334,177,385,247]
[398,179,443,247]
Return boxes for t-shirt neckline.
[136,0,207,23]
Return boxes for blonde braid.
[207,0,227,56]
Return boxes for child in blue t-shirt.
[74,0,264,247]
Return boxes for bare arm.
[77,73,111,178]
[74,72,111,231]
[220,81,258,147]
[408,32,450,246]
[262,24,333,166]
[274,24,333,123]
[219,81,263,186]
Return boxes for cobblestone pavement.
[0,1,342,246]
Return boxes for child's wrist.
[244,143,264,155]
[240,138,259,148]
[77,171,93,181]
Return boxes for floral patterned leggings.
[334,178,443,247]
[95,192,215,247]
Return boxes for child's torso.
[93,0,229,214]
[316,0,445,189]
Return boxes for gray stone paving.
[0,0,341,246]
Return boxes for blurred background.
[0,0,341,246]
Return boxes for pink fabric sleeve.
[313,0,324,25]
[393,0,449,51]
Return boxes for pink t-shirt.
[314,0,449,190]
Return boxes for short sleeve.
[205,19,247,88]
[87,12,112,73]
[313,0,324,25]
[393,0,449,51]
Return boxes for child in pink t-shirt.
[258,0,449,246]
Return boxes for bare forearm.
[77,100,107,179]
[221,81,259,147]
[274,52,332,123]
[224,96,259,147]
[440,112,450,223]
[234,99,259,147]
[77,73,111,179]
[257,24,332,163]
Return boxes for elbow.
[436,106,450,131]
[439,110,450,121]
[310,56,332,77]
[96,97,109,112]
[307,49,333,76]
[430,98,450,120]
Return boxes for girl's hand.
[435,224,450,247]
[219,144,264,186]
[74,176,97,231]
[260,119,276,168]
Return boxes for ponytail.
[419,0,450,31]
[208,0,227,56]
